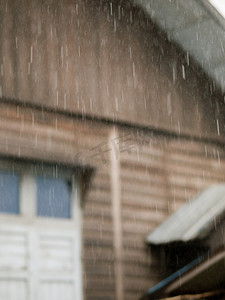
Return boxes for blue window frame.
[0,171,19,214]
[36,176,71,219]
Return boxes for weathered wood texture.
[0,102,225,299]
[0,102,115,299]
[0,0,224,140]
[1,0,225,299]
[118,127,225,300]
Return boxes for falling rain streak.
[0,1,225,300]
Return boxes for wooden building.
[142,185,225,299]
[0,0,225,299]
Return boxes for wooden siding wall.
[0,0,224,140]
[118,127,225,300]
[1,0,225,299]
[0,102,115,299]
[0,102,225,299]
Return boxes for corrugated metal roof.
[134,0,225,92]
[146,184,225,244]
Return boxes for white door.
[0,165,82,300]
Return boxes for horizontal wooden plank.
[123,264,151,278]
[83,238,113,248]
[84,264,115,277]
[83,222,113,233]
[84,279,115,291]
[123,277,152,292]
[83,229,113,243]
[84,247,114,260]
[85,190,112,205]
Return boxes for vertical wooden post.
[72,173,83,300]
[109,126,124,300]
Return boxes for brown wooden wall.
[1,0,225,299]
[0,0,224,140]
[119,130,225,300]
[0,102,115,299]
[0,102,225,299]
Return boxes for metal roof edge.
[145,184,225,245]
[133,0,225,93]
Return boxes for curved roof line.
[134,0,225,92]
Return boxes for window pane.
[36,177,71,219]
[0,171,19,214]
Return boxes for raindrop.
[78,45,81,57]
[56,90,59,106]
[132,62,136,79]
[172,62,176,83]
[167,93,172,116]
[115,97,118,111]
[130,10,133,23]
[114,18,117,32]
[61,46,64,67]
[30,46,33,63]
[204,145,208,158]
[177,121,180,135]
[110,2,113,16]
[144,97,147,110]
[182,64,185,79]
[32,113,34,127]
[186,52,189,66]
[28,62,31,75]
[50,24,53,37]
[118,5,121,20]
[216,119,220,135]
[217,150,220,165]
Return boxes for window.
[0,171,19,214]
[36,176,71,218]
[0,162,78,219]
[0,160,83,300]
